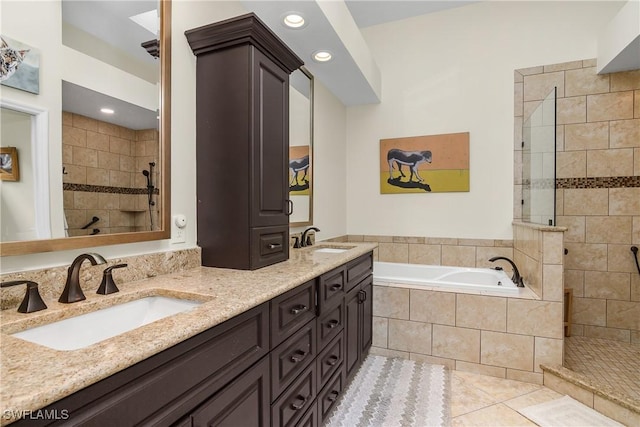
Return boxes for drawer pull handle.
[330,284,342,291]
[327,319,340,329]
[290,304,308,315]
[290,350,308,363]
[268,243,282,249]
[327,390,340,402]
[326,355,339,366]
[290,395,309,410]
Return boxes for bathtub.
[373,261,520,294]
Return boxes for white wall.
[346,1,625,239]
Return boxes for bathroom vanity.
[0,244,375,426]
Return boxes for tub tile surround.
[514,61,640,344]
[344,227,565,385]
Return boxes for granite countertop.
[0,242,376,424]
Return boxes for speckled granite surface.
[0,243,376,424]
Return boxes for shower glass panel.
[522,87,556,225]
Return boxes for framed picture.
[0,147,20,181]
[1,35,40,94]
[380,132,470,194]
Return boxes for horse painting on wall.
[380,132,470,194]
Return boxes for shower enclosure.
[522,87,556,226]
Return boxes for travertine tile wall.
[342,233,564,384]
[62,112,160,236]
[514,61,640,344]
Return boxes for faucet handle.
[0,280,47,313]
[97,264,128,295]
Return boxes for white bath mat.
[518,395,624,427]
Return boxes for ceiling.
[345,0,477,28]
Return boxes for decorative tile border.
[63,183,160,195]
[556,176,640,189]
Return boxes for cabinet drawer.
[271,280,316,348]
[251,225,289,269]
[317,301,344,350]
[346,252,373,292]
[271,362,317,427]
[318,367,345,425]
[318,266,345,313]
[271,319,316,401]
[298,401,319,427]
[317,333,344,391]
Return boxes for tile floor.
[451,370,565,426]
[564,336,640,403]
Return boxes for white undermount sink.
[314,248,349,254]
[11,296,202,351]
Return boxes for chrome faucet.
[300,227,320,247]
[489,256,525,287]
[59,253,107,303]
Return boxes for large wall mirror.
[0,0,171,256]
[289,67,313,227]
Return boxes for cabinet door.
[344,285,361,378]
[360,276,373,355]
[191,357,270,427]
[251,47,290,228]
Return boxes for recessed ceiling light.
[313,50,333,62]
[100,108,115,114]
[283,13,305,29]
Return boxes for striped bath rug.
[325,355,451,427]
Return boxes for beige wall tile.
[109,211,134,227]
[62,111,73,125]
[480,331,533,371]
[63,125,86,147]
[507,300,563,339]
[364,235,393,243]
[373,316,388,348]
[85,167,109,186]
[636,90,640,118]
[378,242,409,263]
[62,144,73,164]
[392,236,424,244]
[456,294,507,332]
[432,325,480,363]
[544,60,583,73]
[556,151,586,178]
[64,209,86,229]
[606,300,640,330]
[426,237,458,245]
[73,192,99,210]
[86,130,109,151]
[635,148,640,175]
[476,246,513,269]
[518,66,544,76]
[565,67,609,97]
[556,189,564,216]
[63,191,74,209]
[97,193,119,210]
[515,250,542,297]
[632,330,640,344]
[587,91,634,122]
[524,71,564,101]
[564,122,609,151]
[369,347,409,359]
[610,119,640,148]
[455,361,506,379]
[610,69,640,91]
[388,319,432,354]
[442,245,476,268]
[373,286,409,319]
[410,353,455,369]
[594,395,640,427]
[514,70,524,84]
[608,244,637,273]
[609,188,640,216]
[556,216,585,243]
[505,369,543,385]
[584,271,630,300]
[583,325,631,342]
[109,170,131,187]
[110,136,131,156]
[97,151,120,171]
[119,194,136,211]
[534,337,563,373]
[514,82,523,117]
[543,264,564,302]
[72,113,98,132]
[408,244,441,265]
[585,216,632,244]
[120,155,135,173]
[564,269,585,297]
[586,148,634,177]
[572,297,607,326]
[633,217,640,245]
[347,235,364,242]
[557,97,586,125]
[542,232,564,264]
[543,374,594,407]
[71,147,98,168]
[582,59,596,67]
[99,121,120,137]
[410,289,456,325]
[119,126,135,141]
[632,273,640,302]
[563,242,607,271]
[563,189,608,216]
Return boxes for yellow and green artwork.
[289,145,310,195]
[380,132,469,194]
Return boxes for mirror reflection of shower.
[141,162,155,230]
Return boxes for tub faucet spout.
[489,256,524,287]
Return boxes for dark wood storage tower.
[186,14,303,270]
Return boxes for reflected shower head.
[142,170,150,177]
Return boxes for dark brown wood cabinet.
[345,257,374,378]
[185,14,304,270]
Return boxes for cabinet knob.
[290,350,308,363]
[327,390,340,402]
[290,304,308,315]
[268,243,282,250]
[330,283,342,292]
[326,319,340,329]
[326,355,339,366]
[290,395,309,410]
